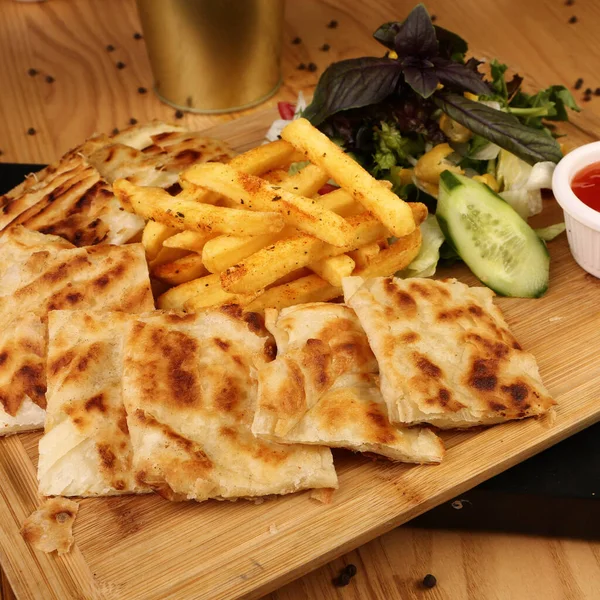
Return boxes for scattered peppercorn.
[422,574,437,589]
[27,128,36,136]
[27,68,38,77]
[112,128,119,135]
[292,36,302,44]
[327,19,338,29]
[574,78,584,90]
[595,88,600,96]
[307,62,317,72]
[138,86,147,94]
[45,75,55,83]
[116,61,126,70]
[431,14,437,22]
[297,63,307,70]
[0,150,3,157]
[344,564,357,577]
[175,110,184,119]
[585,88,592,95]
[582,95,592,102]
[133,32,143,40]
[332,572,352,587]
[320,43,330,51]
[106,44,115,52]
[129,118,138,125]
[565,0,575,5]
[568,15,577,24]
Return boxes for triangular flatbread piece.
[38,311,149,496]
[252,303,444,463]
[122,307,337,501]
[343,276,555,428]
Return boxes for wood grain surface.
[1,1,600,599]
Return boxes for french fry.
[182,163,353,247]
[151,253,208,286]
[181,274,259,312]
[309,254,355,287]
[262,169,290,185]
[113,179,285,236]
[353,228,422,278]
[141,220,179,261]
[348,241,384,270]
[281,118,416,237]
[318,188,363,217]
[163,230,213,252]
[245,274,341,314]
[150,247,190,268]
[220,203,427,294]
[200,165,330,272]
[267,267,313,288]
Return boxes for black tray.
[2,162,598,537]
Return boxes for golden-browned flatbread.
[343,277,555,428]
[21,497,79,555]
[0,153,144,246]
[122,307,337,501]
[252,303,444,463]
[0,227,154,435]
[38,311,149,496]
[110,120,187,150]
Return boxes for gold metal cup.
[136,0,284,114]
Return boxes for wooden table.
[1,1,599,598]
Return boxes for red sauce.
[571,162,600,212]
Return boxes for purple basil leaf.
[373,21,401,49]
[432,58,491,96]
[403,65,439,98]
[434,26,468,58]
[303,57,402,126]
[394,4,438,58]
[434,93,563,164]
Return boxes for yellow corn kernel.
[464,92,479,101]
[387,50,398,59]
[398,168,414,186]
[414,143,463,185]
[436,82,444,90]
[473,174,500,193]
[439,113,472,143]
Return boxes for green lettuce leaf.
[397,214,445,277]
[535,223,566,241]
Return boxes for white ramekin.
[552,141,600,278]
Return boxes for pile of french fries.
[113,118,427,314]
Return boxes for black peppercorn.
[27,128,36,136]
[568,15,577,24]
[45,75,55,83]
[292,37,301,44]
[333,572,352,587]
[129,118,138,125]
[27,68,38,77]
[307,62,317,72]
[585,88,593,95]
[175,110,184,119]
[138,87,147,94]
[595,88,600,96]
[106,44,115,52]
[297,63,306,70]
[116,61,126,70]
[422,574,437,588]
[344,564,357,577]
[320,43,330,51]
[431,14,437,22]
[133,32,143,40]
[574,78,584,90]
[565,0,575,5]
[583,95,592,102]
[327,19,338,28]
[112,128,119,135]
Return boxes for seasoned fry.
[245,274,341,313]
[200,165,330,273]
[267,267,313,288]
[309,254,355,287]
[262,169,290,185]
[151,253,208,286]
[318,188,363,216]
[220,202,427,294]
[180,274,258,312]
[141,221,179,261]
[113,179,284,236]
[348,241,384,269]
[163,230,213,252]
[182,163,353,246]
[150,247,190,268]
[281,118,416,237]
[353,228,422,278]
[229,139,297,175]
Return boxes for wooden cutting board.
[1,109,599,600]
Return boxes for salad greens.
[303,3,578,189]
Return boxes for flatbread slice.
[0,227,154,435]
[38,311,149,496]
[343,277,555,428]
[252,303,444,463]
[122,307,337,501]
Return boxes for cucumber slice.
[437,171,549,298]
